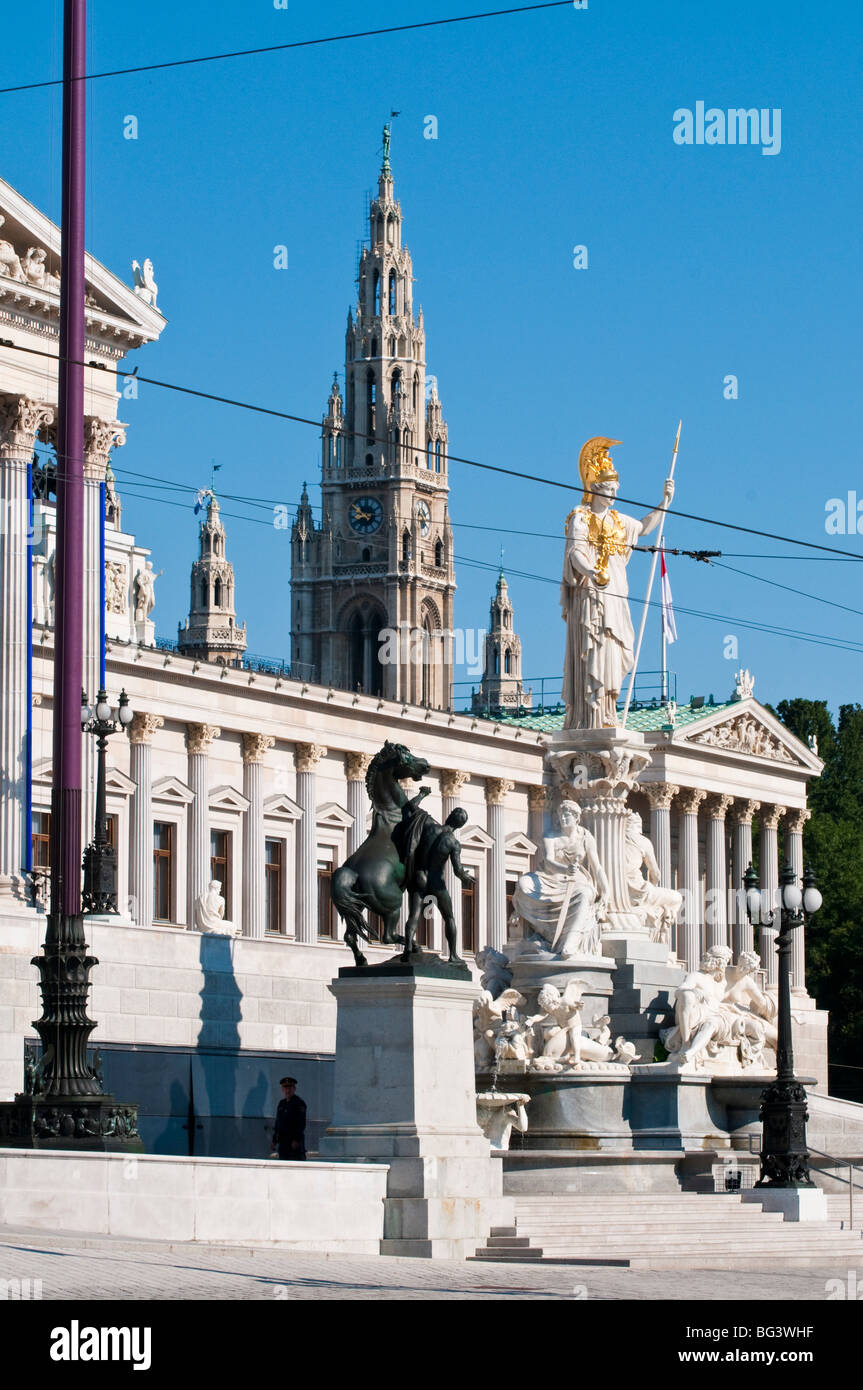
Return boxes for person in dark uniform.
[272,1076,306,1160]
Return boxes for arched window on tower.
[388,271,397,315]
[402,530,411,565]
[411,374,418,412]
[366,372,376,441]
[387,216,395,245]
[504,649,512,675]
[362,547,371,562]
[372,270,381,315]
[435,439,442,473]
[200,579,207,608]
[421,617,434,707]
[214,576,222,607]
[427,440,434,470]
[376,214,384,245]
[365,452,373,469]
[494,647,500,676]
[434,539,443,567]
[392,368,401,399]
[370,338,378,358]
[335,435,342,467]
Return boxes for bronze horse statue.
[332,741,431,968]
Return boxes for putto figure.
[561,437,674,729]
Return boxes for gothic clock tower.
[291,127,455,705]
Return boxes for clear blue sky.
[3,0,862,712]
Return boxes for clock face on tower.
[416,500,431,536]
[348,496,383,534]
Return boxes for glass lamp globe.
[803,884,823,914]
[80,701,91,726]
[782,883,803,912]
[746,888,762,923]
[117,690,133,725]
[95,696,111,722]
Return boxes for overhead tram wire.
[5,340,863,566]
[0,2,574,95]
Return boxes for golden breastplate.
[584,508,627,587]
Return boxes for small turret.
[177,492,247,667]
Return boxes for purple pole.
[50,0,86,918]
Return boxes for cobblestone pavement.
[0,1229,851,1300]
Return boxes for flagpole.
[661,543,667,705]
[621,421,681,728]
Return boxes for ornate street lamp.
[743,859,823,1187]
[81,688,133,913]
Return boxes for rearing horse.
[332,741,430,967]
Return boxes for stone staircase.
[472,1193,863,1269]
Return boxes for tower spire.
[177,492,247,667]
[473,571,532,715]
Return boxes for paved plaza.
[0,1229,853,1301]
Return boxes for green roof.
[470,700,735,735]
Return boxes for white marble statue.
[561,437,674,729]
[723,950,778,1053]
[473,988,528,1070]
[132,258,159,308]
[475,1092,530,1150]
[21,247,60,292]
[624,811,682,943]
[194,879,238,935]
[511,800,608,957]
[133,561,159,622]
[659,946,776,1072]
[476,945,512,999]
[529,982,635,1072]
[104,561,127,616]
[0,217,25,281]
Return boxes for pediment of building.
[460,824,494,851]
[152,775,194,805]
[676,700,820,771]
[263,793,302,822]
[0,175,165,348]
[316,801,354,829]
[505,831,537,855]
[209,785,250,813]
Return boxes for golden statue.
[561,437,674,729]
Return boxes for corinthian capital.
[643,782,679,811]
[440,768,470,799]
[761,803,786,831]
[485,777,514,806]
[527,784,549,812]
[186,722,221,755]
[128,712,164,745]
[345,751,373,782]
[731,798,760,826]
[705,793,734,821]
[785,807,811,835]
[242,732,275,765]
[83,416,126,480]
[0,395,54,459]
[295,742,327,772]
[677,787,707,816]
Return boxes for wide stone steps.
[472,1193,863,1269]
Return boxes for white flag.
[661,546,677,644]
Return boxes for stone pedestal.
[602,936,686,1063]
[318,961,512,1258]
[506,949,617,1030]
[134,619,155,647]
[546,726,651,937]
[742,1187,827,1222]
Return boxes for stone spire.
[473,569,532,714]
[177,492,247,667]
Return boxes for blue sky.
[3,0,862,712]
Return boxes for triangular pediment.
[0,176,166,345]
[316,801,354,829]
[264,792,302,821]
[505,831,537,856]
[209,785,250,813]
[152,775,194,805]
[105,767,136,797]
[677,699,822,771]
[460,824,494,851]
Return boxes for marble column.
[485,777,513,952]
[760,804,785,987]
[295,742,326,943]
[705,794,733,952]
[730,800,760,957]
[82,417,125,850]
[0,395,53,908]
[527,785,548,869]
[677,788,707,970]
[186,723,220,928]
[345,752,373,856]
[127,712,163,928]
[242,732,275,938]
[643,782,679,889]
[785,808,811,992]
[441,769,470,947]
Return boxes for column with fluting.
[295,742,326,943]
[441,769,470,946]
[345,752,372,856]
[0,396,53,908]
[527,785,548,869]
[186,723,220,928]
[242,732,274,938]
[127,712,163,928]
[485,778,513,952]
[760,804,785,987]
[730,800,759,957]
[785,807,811,992]
[644,782,679,889]
[705,794,733,951]
[677,788,706,970]
[81,417,125,848]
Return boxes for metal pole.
[50,0,87,919]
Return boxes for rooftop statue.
[561,438,674,729]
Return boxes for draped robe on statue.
[561,506,641,729]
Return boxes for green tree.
[775,700,863,1100]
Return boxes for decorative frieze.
[688,714,795,764]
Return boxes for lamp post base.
[755,1076,816,1188]
[0,1095,142,1152]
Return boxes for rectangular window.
[210,829,231,920]
[153,822,174,923]
[317,859,336,939]
[462,877,477,955]
[265,838,284,934]
[32,810,51,871]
